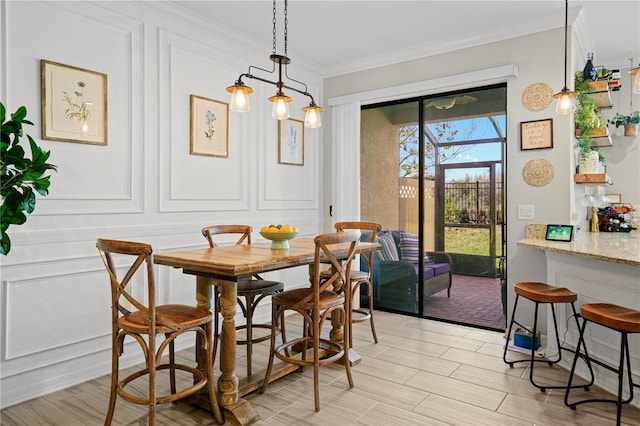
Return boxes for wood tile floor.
[2,311,639,425]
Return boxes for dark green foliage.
[1,103,57,254]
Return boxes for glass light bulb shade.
[227,84,253,112]
[303,104,324,128]
[269,94,292,120]
[553,88,577,115]
[555,94,575,114]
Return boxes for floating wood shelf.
[574,173,612,184]
[585,80,613,109]
[575,127,613,147]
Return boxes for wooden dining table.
[153,236,379,425]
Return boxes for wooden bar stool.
[565,303,640,426]
[503,282,594,392]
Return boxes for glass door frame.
[436,161,502,277]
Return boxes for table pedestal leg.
[196,276,259,425]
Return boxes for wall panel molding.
[4,1,146,216]
[157,29,252,212]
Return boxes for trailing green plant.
[1,103,57,255]
[574,73,605,160]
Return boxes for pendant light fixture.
[552,0,578,115]
[629,60,640,94]
[226,0,324,128]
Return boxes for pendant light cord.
[563,0,569,88]
[271,0,289,56]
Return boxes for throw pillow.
[399,231,419,264]
[377,231,399,261]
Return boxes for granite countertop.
[517,231,640,267]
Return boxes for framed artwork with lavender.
[190,95,229,157]
[278,118,304,166]
[41,60,108,145]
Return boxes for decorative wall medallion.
[521,82,553,112]
[522,158,554,187]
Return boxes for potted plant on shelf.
[609,111,640,136]
[1,103,57,255]
[574,74,606,173]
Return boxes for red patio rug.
[424,274,506,331]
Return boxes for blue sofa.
[360,230,452,313]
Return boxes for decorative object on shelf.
[552,0,578,114]
[190,95,229,157]
[609,112,640,136]
[522,158,554,187]
[590,207,600,232]
[578,150,603,174]
[225,0,323,128]
[582,53,597,82]
[278,118,304,165]
[520,118,553,150]
[521,82,554,112]
[1,103,57,255]
[41,60,107,145]
[608,58,639,137]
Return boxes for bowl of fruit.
[259,224,298,249]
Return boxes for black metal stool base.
[565,319,639,426]
[503,293,595,393]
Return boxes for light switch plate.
[518,204,535,220]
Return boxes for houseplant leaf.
[0,102,57,254]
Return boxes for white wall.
[0,1,323,408]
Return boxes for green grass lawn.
[444,226,503,256]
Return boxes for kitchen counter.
[517,231,640,267]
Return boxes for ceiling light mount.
[226,0,323,128]
[552,0,578,115]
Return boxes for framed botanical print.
[278,118,304,166]
[41,60,108,145]
[190,95,229,157]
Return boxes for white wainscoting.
[1,0,324,409]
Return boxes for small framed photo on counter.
[520,118,553,150]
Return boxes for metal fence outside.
[444,181,503,225]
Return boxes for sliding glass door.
[361,84,506,321]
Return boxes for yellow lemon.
[280,225,292,232]
[292,226,298,232]
[260,226,269,232]
[268,226,279,232]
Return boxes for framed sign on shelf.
[41,60,108,145]
[520,118,553,150]
[278,118,304,166]
[190,95,229,157]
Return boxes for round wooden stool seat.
[514,282,577,304]
[580,303,640,333]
